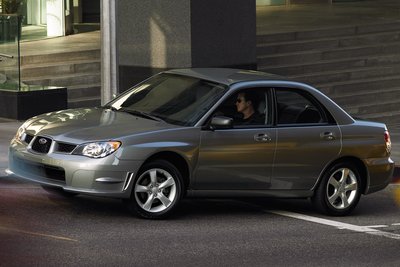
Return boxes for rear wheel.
[312,162,362,216]
[126,160,183,219]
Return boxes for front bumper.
[8,139,142,198]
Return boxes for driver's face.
[236,93,249,113]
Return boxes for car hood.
[23,108,175,143]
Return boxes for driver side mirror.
[210,116,233,130]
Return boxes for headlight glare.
[14,126,25,141]
[78,141,121,158]
[14,120,31,141]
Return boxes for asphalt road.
[0,176,399,267]
[1,121,400,266]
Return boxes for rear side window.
[275,89,329,125]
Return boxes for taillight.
[384,130,391,153]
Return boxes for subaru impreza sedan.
[8,68,394,219]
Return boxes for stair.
[257,21,400,124]
[20,48,101,108]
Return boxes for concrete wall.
[191,0,256,68]
[117,0,256,91]
[118,0,191,68]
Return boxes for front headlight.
[73,141,121,158]
[14,119,34,142]
[14,126,25,141]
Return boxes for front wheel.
[312,162,362,216]
[126,160,183,219]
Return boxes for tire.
[41,185,78,197]
[312,162,362,216]
[126,160,183,219]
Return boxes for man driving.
[235,91,264,125]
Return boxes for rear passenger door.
[272,88,341,190]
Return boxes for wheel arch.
[138,151,191,191]
[314,156,368,195]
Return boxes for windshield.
[106,73,227,126]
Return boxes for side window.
[212,88,271,127]
[276,89,327,125]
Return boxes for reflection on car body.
[8,68,394,219]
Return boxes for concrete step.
[21,60,101,79]
[73,23,100,34]
[258,42,400,66]
[333,88,400,108]
[340,98,400,117]
[291,65,400,85]
[315,75,400,97]
[257,38,339,55]
[357,110,400,125]
[256,21,400,124]
[23,72,101,87]
[257,26,356,44]
[67,84,101,101]
[258,50,322,66]
[322,42,400,61]
[259,54,400,76]
[20,49,100,66]
[256,21,400,44]
[68,96,101,109]
[19,48,101,110]
[257,31,400,55]
[354,100,400,117]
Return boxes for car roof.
[166,68,355,126]
[165,68,290,86]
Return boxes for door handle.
[254,133,272,142]
[320,132,335,141]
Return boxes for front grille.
[56,142,77,153]
[31,136,52,154]
[13,157,66,182]
[24,134,34,144]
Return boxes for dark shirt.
[235,112,264,125]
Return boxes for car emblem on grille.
[38,138,48,145]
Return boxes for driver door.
[193,88,276,190]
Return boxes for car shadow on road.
[40,190,318,220]
[4,176,398,220]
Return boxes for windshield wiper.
[103,106,164,122]
[100,105,118,111]
[119,108,164,122]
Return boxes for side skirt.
[186,189,313,198]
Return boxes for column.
[115,0,256,92]
[100,0,118,104]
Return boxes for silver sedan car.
[8,68,394,219]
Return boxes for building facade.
[0,0,100,40]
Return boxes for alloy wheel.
[326,167,358,210]
[134,168,177,213]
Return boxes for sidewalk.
[0,118,399,177]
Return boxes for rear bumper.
[364,157,395,194]
[392,166,400,184]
